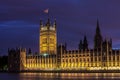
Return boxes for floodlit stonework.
[8,18,120,72]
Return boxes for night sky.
[0,0,120,55]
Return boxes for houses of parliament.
[8,17,120,71]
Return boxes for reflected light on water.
[1,73,120,80]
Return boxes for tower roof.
[46,18,50,26]
[96,19,100,34]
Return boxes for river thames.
[0,73,120,80]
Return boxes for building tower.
[94,19,103,50]
[79,35,88,50]
[79,40,83,50]
[39,18,57,54]
[83,35,88,50]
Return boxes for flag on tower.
[44,9,49,14]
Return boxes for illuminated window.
[41,27,47,30]
[76,59,78,62]
[109,63,111,66]
[80,58,82,62]
[73,59,74,62]
[99,57,101,61]
[109,56,111,61]
[42,38,47,44]
[69,59,71,63]
[95,57,97,61]
[117,56,119,61]
[113,63,115,66]
[50,47,54,51]
[113,56,115,61]
[91,57,93,62]
[87,59,89,62]
[83,58,85,62]
[50,27,55,30]
[42,47,47,51]
[76,55,78,57]
[117,63,119,66]
[50,38,54,43]
[66,59,68,63]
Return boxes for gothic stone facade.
[8,19,120,71]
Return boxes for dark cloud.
[0,0,120,55]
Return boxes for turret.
[79,35,88,51]
[79,40,83,50]
[28,48,32,54]
[8,48,26,72]
[40,20,43,29]
[46,18,51,28]
[83,35,88,50]
[110,38,112,47]
[94,19,103,50]
[40,20,43,26]
[53,18,57,29]
[102,38,112,52]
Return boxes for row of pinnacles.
[8,18,120,72]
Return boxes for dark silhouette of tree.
[0,56,8,71]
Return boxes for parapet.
[8,48,26,53]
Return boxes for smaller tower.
[40,20,43,28]
[28,48,32,54]
[79,40,83,50]
[79,36,88,50]
[83,35,88,50]
[57,44,66,68]
[53,18,57,29]
[8,48,26,72]
[102,39,107,52]
[102,38,112,52]
[46,18,51,27]
[94,19,103,50]
[109,38,112,50]
[19,48,26,71]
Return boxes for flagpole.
[44,8,49,19]
[48,9,49,19]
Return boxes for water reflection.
[18,73,120,80]
[1,73,120,80]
